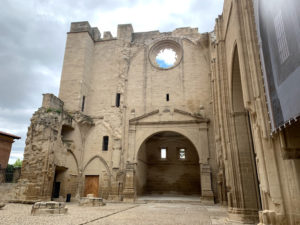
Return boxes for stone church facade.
[14,0,299,224]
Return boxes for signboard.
[253,0,300,132]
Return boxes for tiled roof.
[0,131,21,139]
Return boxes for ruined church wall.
[211,0,300,224]
[57,21,218,186]
[23,18,220,201]
[124,30,218,196]
[58,25,126,196]
[125,33,212,118]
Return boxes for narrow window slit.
[81,96,86,112]
[161,148,167,159]
[116,93,121,107]
[102,136,109,151]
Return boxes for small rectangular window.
[102,136,109,151]
[179,148,186,159]
[161,148,167,159]
[166,94,169,102]
[81,96,86,112]
[116,93,121,107]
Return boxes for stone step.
[136,196,202,204]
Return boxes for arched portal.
[136,131,201,197]
[82,155,111,198]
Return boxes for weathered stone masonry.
[13,1,300,225]
[17,20,217,204]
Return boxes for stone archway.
[82,155,111,198]
[123,108,215,202]
[136,131,201,197]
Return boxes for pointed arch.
[83,155,111,177]
[229,43,261,211]
[67,149,79,175]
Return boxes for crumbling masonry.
[14,0,300,225]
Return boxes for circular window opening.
[155,48,178,69]
[149,39,183,70]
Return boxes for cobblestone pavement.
[0,202,252,225]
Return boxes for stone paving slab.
[0,202,254,225]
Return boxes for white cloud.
[0,0,224,165]
[9,152,24,164]
[156,49,177,66]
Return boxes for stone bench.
[79,194,105,207]
[31,201,68,215]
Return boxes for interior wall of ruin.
[143,133,200,195]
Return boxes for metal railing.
[0,167,21,183]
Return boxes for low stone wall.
[0,183,18,202]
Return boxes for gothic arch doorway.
[136,131,201,197]
[228,46,261,221]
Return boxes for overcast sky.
[0,0,223,164]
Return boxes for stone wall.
[0,183,18,202]
[55,21,217,202]
[144,133,200,195]
[11,3,300,225]
[14,94,87,201]
[210,0,300,224]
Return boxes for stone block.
[117,24,133,42]
[70,21,91,33]
[42,94,64,111]
[103,31,113,40]
[31,201,68,215]
[79,196,106,207]
[92,27,101,41]
[69,21,103,41]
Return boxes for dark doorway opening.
[51,166,67,200]
[52,182,61,198]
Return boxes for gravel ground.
[0,202,251,225]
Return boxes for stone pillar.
[76,172,84,199]
[110,138,122,200]
[109,137,122,202]
[112,139,121,169]
[198,121,214,203]
[122,162,136,202]
[200,163,214,203]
